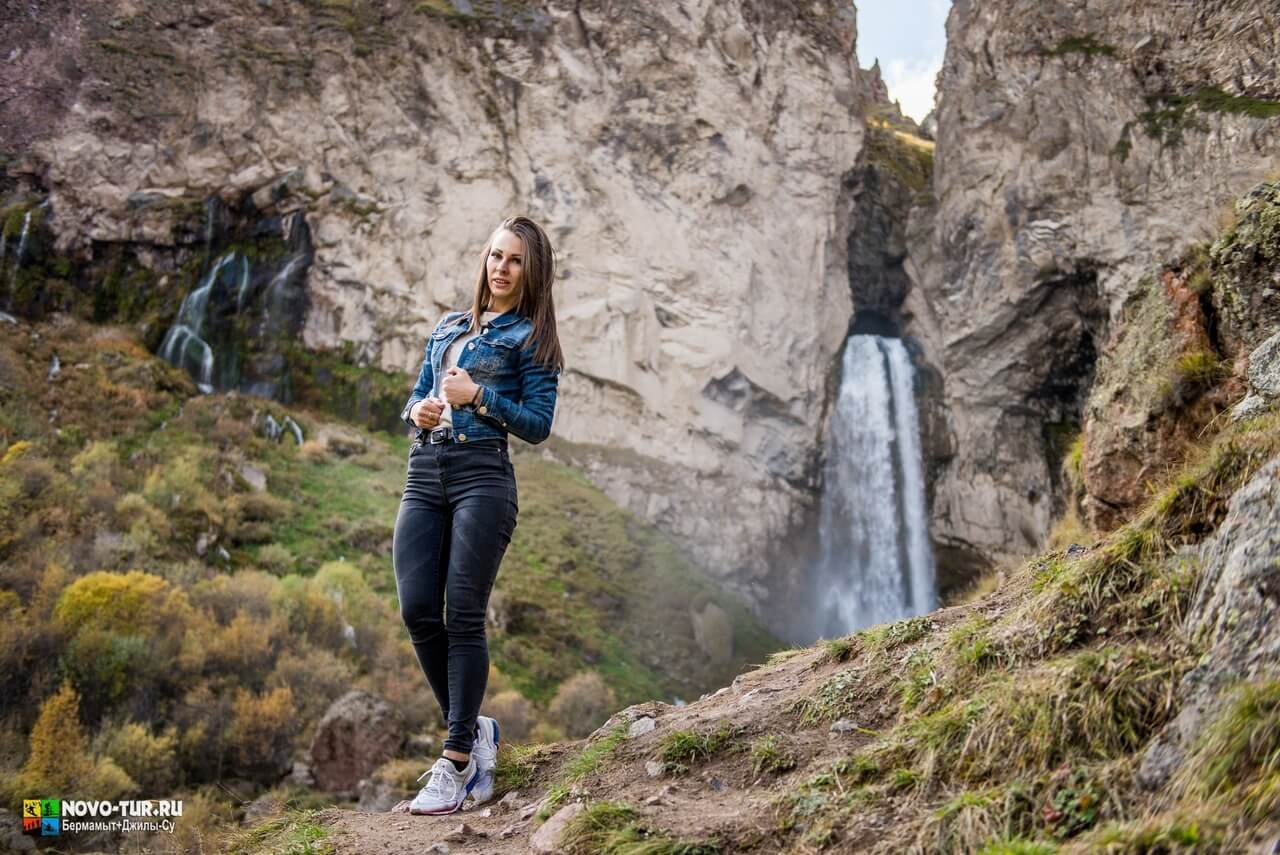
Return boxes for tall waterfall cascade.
[812,334,936,638]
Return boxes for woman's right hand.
[411,397,445,428]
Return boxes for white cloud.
[883,55,942,124]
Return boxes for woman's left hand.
[442,367,479,407]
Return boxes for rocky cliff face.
[907,0,1280,572]
[2,0,870,597]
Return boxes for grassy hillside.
[274,181,1280,855]
[0,314,779,840]
[289,376,1278,855]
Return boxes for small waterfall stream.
[3,204,45,312]
[158,206,312,398]
[160,251,243,393]
[812,334,936,638]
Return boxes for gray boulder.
[308,690,404,794]
[1138,455,1280,789]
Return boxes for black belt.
[416,426,506,450]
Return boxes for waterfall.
[7,209,33,303]
[812,334,935,638]
[160,251,240,393]
[158,206,313,397]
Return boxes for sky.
[854,0,951,123]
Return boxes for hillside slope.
[286,403,1278,854]
[258,183,1280,855]
[0,313,778,840]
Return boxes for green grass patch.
[790,668,862,726]
[976,838,1059,854]
[862,126,933,196]
[750,734,797,777]
[560,800,720,855]
[1084,817,1217,852]
[658,722,743,774]
[494,741,549,797]
[539,723,629,819]
[822,634,860,662]
[886,646,1183,790]
[227,809,333,855]
[1182,679,1280,820]
[900,648,939,712]
[1040,34,1117,59]
[863,615,935,652]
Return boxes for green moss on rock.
[1041,34,1117,59]
[1209,181,1280,355]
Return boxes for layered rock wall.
[908,0,1280,570]
[4,0,870,594]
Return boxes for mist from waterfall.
[812,334,935,639]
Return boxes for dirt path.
[319,603,981,854]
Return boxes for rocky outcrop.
[1079,182,1278,528]
[309,690,403,795]
[1138,453,1280,790]
[907,0,1280,568]
[4,0,869,599]
[1079,264,1238,530]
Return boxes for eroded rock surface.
[1139,455,1280,789]
[907,0,1280,566]
[11,0,869,596]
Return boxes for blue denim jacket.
[400,310,560,445]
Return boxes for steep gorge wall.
[907,0,1280,572]
[1,0,871,598]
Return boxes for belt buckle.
[429,426,452,444]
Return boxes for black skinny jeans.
[393,437,518,755]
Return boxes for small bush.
[485,690,535,742]
[20,682,94,791]
[83,756,139,800]
[70,440,119,482]
[55,569,187,636]
[203,612,285,684]
[271,575,345,651]
[256,543,297,576]
[267,647,355,723]
[549,672,618,739]
[142,448,224,527]
[158,787,236,855]
[95,720,179,792]
[228,687,296,779]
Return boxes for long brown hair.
[469,215,564,372]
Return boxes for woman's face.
[487,229,525,310]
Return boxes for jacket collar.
[449,308,523,331]
[486,310,522,328]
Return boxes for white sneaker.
[409,757,479,815]
[470,715,501,804]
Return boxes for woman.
[394,216,563,815]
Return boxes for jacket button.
[458,433,467,442]
[468,341,476,349]
[478,405,488,415]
